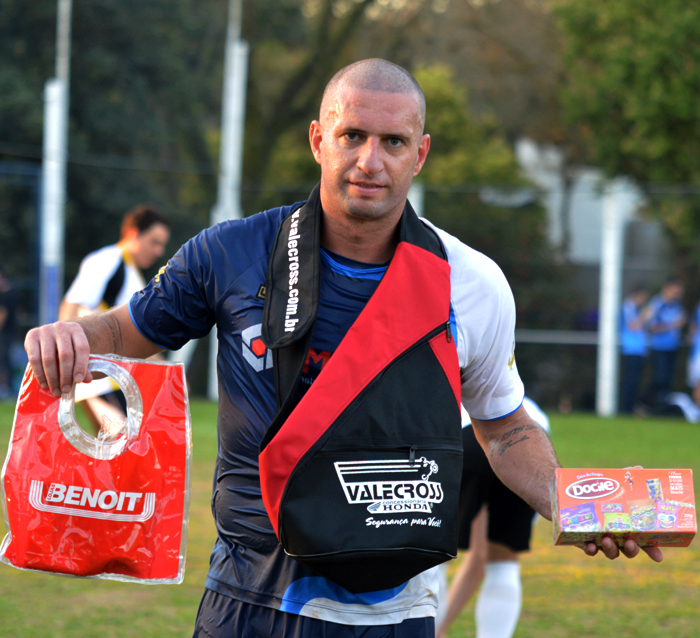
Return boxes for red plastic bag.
[0,354,191,584]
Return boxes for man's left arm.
[471,407,663,562]
[471,405,558,520]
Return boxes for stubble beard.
[339,185,403,225]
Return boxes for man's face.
[130,223,170,269]
[633,290,649,306]
[663,283,684,301]
[309,86,430,225]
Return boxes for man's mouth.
[348,181,385,194]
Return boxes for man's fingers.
[39,324,67,396]
[619,538,640,559]
[599,536,621,559]
[641,545,664,562]
[55,326,77,396]
[25,322,90,397]
[70,326,91,386]
[582,537,663,562]
[24,328,48,389]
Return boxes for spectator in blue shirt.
[619,285,649,414]
[687,301,700,407]
[643,278,686,412]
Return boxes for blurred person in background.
[59,205,170,427]
[619,285,649,414]
[0,270,18,399]
[59,205,171,321]
[436,399,550,638]
[641,278,686,413]
[686,300,700,407]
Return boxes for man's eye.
[345,132,359,141]
[387,138,402,147]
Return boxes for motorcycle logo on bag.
[29,481,156,522]
[334,457,443,514]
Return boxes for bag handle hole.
[58,358,143,460]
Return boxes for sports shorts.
[457,426,536,553]
[192,588,435,638]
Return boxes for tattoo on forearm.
[100,315,122,353]
[492,423,539,458]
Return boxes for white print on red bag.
[29,481,156,522]
[334,457,443,514]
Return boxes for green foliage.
[0,0,225,294]
[412,65,579,329]
[553,0,700,302]
[553,0,700,184]
[415,65,522,186]
[0,1,571,335]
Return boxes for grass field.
[0,401,699,637]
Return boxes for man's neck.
[320,211,402,264]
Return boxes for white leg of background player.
[436,507,523,638]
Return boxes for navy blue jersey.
[130,200,527,624]
[129,206,441,624]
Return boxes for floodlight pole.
[39,0,72,324]
[208,0,249,400]
[596,183,623,416]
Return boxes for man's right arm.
[25,304,163,397]
[58,300,94,322]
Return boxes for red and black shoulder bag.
[259,185,463,594]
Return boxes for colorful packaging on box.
[0,354,192,583]
[552,468,696,548]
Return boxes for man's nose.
[356,138,383,176]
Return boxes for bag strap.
[259,184,446,451]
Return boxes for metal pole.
[55,0,72,86]
[408,181,424,218]
[208,0,248,400]
[596,183,624,416]
[39,0,72,324]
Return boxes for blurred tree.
[414,64,577,330]
[553,0,700,302]
[0,0,576,330]
[415,65,521,186]
[0,0,226,290]
[242,0,377,212]
[353,0,584,259]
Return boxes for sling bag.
[258,185,463,593]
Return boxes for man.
[25,59,661,638]
[0,270,18,398]
[619,285,649,414]
[686,300,700,407]
[436,399,550,638]
[58,205,170,424]
[643,277,686,412]
[59,205,171,321]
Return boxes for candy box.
[551,469,696,548]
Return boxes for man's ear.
[413,134,431,177]
[121,228,139,243]
[309,120,323,165]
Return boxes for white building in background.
[515,138,670,296]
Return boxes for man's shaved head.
[320,59,426,130]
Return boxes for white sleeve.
[64,246,122,310]
[423,221,525,421]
